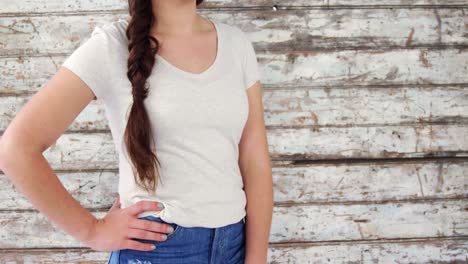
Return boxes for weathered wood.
[0,171,118,210]
[0,199,466,248]
[45,124,468,165]
[19,125,466,171]
[267,237,468,263]
[1,160,466,210]
[2,85,467,131]
[268,124,468,159]
[0,249,107,263]
[1,0,466,262]
[0,238,466,263]
[270,200,468,243]
[2,48,467,94]
[272,160,468,203]
[328,0,468,6]
[253,48,468,87]
[1,8,466,57]
[42,132,118,170]
[1,0,466,14]
[262,85,468,127]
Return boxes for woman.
[0,0,273,263]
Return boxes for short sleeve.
[241,33,260,90]
[61,25,112,101]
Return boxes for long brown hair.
[124,0,205,193]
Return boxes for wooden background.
[1,0,467,263]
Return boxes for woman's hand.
[83,196,174,252]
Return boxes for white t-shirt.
[61,18,260,228]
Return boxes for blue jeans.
[107,215,246,264]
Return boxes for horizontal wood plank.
[272,160,467,203]
[2,48,467,94]
[3,124,467,170]
[329,0,468,6]
[0,171,117,210]
[263,85,468,127]
[267,237,468,263]
[270,199,468,243]
[2,85,467,131]
[268,124,468,159]
[0,199,466,247]
[1,9,466,57]
[1,160,465,210]
[0,249,107,263]
[8,125,461,170]
[0,237,467,263]
[2,0,467,14]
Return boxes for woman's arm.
[0,67,99,243]
[239,80,274,264]
[0,67,170,251]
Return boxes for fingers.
[125,201,164,216]
[110,195,120,211]
[127,228,168,242]
[129,218,174,234]
[123,239,156,251]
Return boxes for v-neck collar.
[155,19,221,79]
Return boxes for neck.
[150,0,202,37]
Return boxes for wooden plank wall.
[1,0,467,263]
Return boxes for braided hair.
[124,0,205,193]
